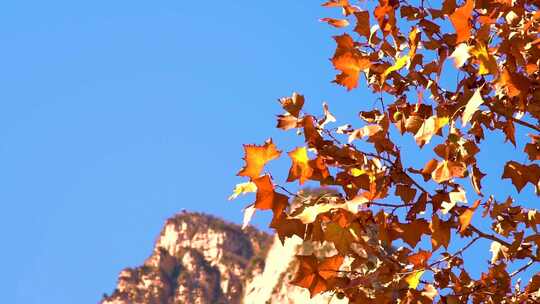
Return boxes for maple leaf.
[279,92,304,117]
[322,0,356,16]
[470,42,498,76]
[524,134,540,161]
[381,55,409,84]
[430,214,451,250]
[291,254,344,298]
[396,184,417,203]
[471,164,486,196]
[408,27,421,58]
[432,160,466,183]
[502,161,540,192]
[405,270,425,289]
[394,219,430,248]
[271,216,306,243]
[408,250,432,267]
[276,114,299,130]
[252,175,289,222]
[332,52,371,91]
[461,88,484,126]
[237,139,281,180]
[353,11,370,38]
[287,147,313,185]
[458,199,481,235]
[252,175,276,210]
[441,187,467,214]
[292,196,368,224]
[500,68,530,98]
[414,116,449,146]
[489,241,508,264]
[324,222,357,254]
[228,181,257,200]
[320,17,350,28]
[348,125,383,143]
[449,0,474,44]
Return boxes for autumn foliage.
[231,0,540,302]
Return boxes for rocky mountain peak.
[102,212,346,304]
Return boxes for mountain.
[101,211,347,304]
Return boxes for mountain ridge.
[101,211,346,304]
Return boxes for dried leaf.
[241,204,256,229]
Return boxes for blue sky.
[1,1,538,303]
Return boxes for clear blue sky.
[1,1,537,303]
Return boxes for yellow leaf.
[470,42,498,76]
[381,55,409,84]
[350,168,366,177]
[228,182,258,200]
[405,270,425,289]
[461,88,484,126]
[287,147,313,185]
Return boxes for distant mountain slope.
[101,211,347,304]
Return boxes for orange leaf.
[237,139,281,180]
[276,114,299,130]
[270,216,306,244]
[279,92,305,117]
[291,254,344,298]
[458,199,481,235]
[332,52,371,90]
[252,175,275,210]
[432,160,466,183]
[287,147,313,185]
[348,125,383,143]
[430,214,451,250]
[353,11,370,38]
[408,250,432,267]
[252,175,289,220]
[322,0,356,16]
[320,17,350,28]
[449,0,474,44]
[324,222,357,254]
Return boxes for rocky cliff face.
[102,212,347,304]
